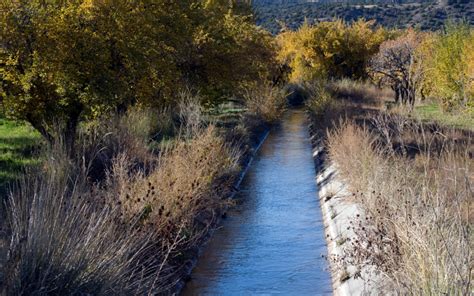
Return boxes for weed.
[327,120,472,294]
[336,236,348,246]
[244,84,288,124]
[1,97,244,295]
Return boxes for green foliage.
[426,21,474,110]
[413,103,474,129]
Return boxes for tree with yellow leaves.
[276,19,387,83]
[1,1,195,152]
[427,22,473,110]
[1,0,277,152]
[181,0,277,105]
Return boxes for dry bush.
[177,92,205,139]
[105,125,240,232]
[305,81,350,133]
[305,81,334,116]
[101,123,241,290]
[2,161,168,295]
[75,107,161,182]
[244,84,287,123]
[327,120,473,294]
[2,97,243,295]
[155,107,178,140]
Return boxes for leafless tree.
[369,30,425,107]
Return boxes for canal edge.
[174,123,272,295]
[308,119,384,296]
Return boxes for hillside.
[254,0,474,33]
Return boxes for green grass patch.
[413,103,474,130]
[0,117,42,189]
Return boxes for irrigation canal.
[182,110,332,295]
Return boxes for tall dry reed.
[327,119,472,294]
[2,97,242,295]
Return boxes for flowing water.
[182,110,332,295]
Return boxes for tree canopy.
[1,0,276,149]
[426,22,474,110]
[369,29,426,106]
[277,19,387,82]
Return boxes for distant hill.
[253,0,474,34]
[253,0,432,5]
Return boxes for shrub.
[2,100,242,295]
[3,168,164,295]
[244,84,287,123]
[75,107,159,182]
[327,119,472,294]
[105,125,241,234]
[305,81,336,117]
[327,78,390,106]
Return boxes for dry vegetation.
[0,88,285,295]
[243,84,288,124]
[309,79,473,294]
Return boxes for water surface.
[182,110,332,295]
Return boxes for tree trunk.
[400,85,408,105]
[408,84,416,108]
[26,104,83,158]
[25,114,55,146]
[394,84,400,104]
[64,103,84,157]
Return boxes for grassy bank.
[0,117,41,190]
[0,87,286,295]
[307,79,473,294]
[413,102,474,130]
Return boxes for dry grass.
[3,163,165,295]
[327,119,473,294]
[74,107,161,183]
[244,84,287,123]
[1,97,243,295]
[304,81,353,130]
[305,81,335,117]
[104,125,241,242]
[305,79,391,135]
[327,78,392,107]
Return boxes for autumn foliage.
[0,0,276,148]
[369,23,474,110]
[276,19,387,82]
[425,22,474,111]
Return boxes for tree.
[1,1,191,153]
[180,0,277,105]
[369,29,425,107]
[427,22,473,110]
[1,0,277,152]
[277,19,387,83]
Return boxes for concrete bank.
[309,121,384,296]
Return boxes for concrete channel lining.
[311,136,385,296]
